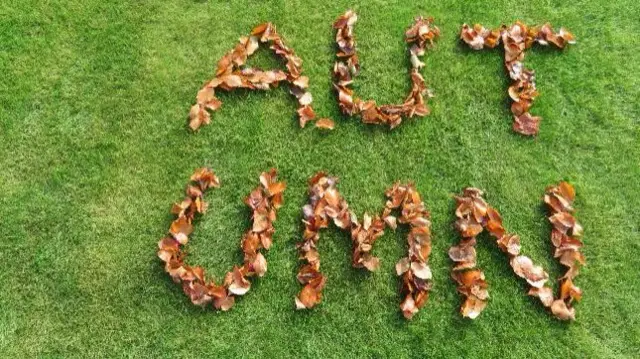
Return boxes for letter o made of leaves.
[157,168,285,311]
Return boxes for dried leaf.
[401,295,419,319]
[510,255,549,288]
[252,252,268,277]
[411,262,432,280]
[396,257,411,275]
[315,118,335,130]
[169,217,193,244]
[214,294,235,311]
[228,267,251,295]
[551,299,575,320]
[528,286,554,307]
[461,296,488,319]
[362,256,381,271]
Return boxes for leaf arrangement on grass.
[294,174,434,319]
[460,22,575,135]
[163,15,584,321]
[384,183,434,319]
[189,23,334,131]
[543,181,585,320]
[333,10,440,129]
[295,172,384,310]
[157,168,285,310]
[448,183,584,320]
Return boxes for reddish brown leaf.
[315,118,335,130]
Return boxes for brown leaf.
[267,181,287,196]
[228,266,251,295]
[461,296,487,319]
[513,113,541,136]
[384,215,398,230]
[298,92,313,106]
[559,278,582,302]
[528,286,554,307]
[496,234,521,256]
[214,295,235,311]
[191,167,220,190]
[169,217,193,244]
[401,294,419,319]
[252,252,268,277]
[510,255,549,288]
[362,255,380,271]
[411,262,432,280]
[396,257,411,275]
[448,243,476,263]
[188,104,211,131]
[297,105,316,128]
[252,211,270,233]
[315,118,335,130]
[296,284,322,309]
[551,299,575,320]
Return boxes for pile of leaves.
[460,22,575,135]
[449,185,584,320]
[157,168,285,310]
[295,172,384,309]
[544,182,585,320]
[189,23,334,131]
[333,10,439,129]
[385,183,433,319]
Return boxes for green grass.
[1,0,639,357]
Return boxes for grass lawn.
[1,0,639,357]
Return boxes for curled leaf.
[157,168,284,311]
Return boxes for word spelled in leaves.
[449,182,584,321]
[157,172,585,321]
[460,22,575,135]
[157,168,285,311]
[189,23,334,131]
[333,10,439,129]
[295,173,433,319]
